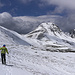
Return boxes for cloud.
[55,13,75,32]
[40,0,75,15]
[41,0,75,10]
[12,15,61,34]
[0,12,61,34]
[0,2,4,8]
[0,12,75,34]
[0,12,17,30]
[0,12,13,23]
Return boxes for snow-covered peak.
[27,22,62,39]
[25,22,75,48]
[40,22,62,34]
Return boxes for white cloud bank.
[0,12,75,34]
[0,12,62,34]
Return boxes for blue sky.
[0,0,69,16]
[0,0,75,17]
[0,0,54,16]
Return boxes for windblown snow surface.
[0,22,75,75]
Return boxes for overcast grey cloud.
[0,12,61,34]
[0,12,75,34]
[55,13,75,32]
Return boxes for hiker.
[0,45,9,64]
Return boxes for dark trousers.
[1,53,6,64]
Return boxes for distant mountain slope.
[25,22,75,51]
[27,22,62,38]
[0,23,75,75]
[0,22,75,52]
[0,26,30,45]
[70,29,75,38]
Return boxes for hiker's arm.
[0,48,2,50]
[6,48,9,54]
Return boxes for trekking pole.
[7,50,11,64]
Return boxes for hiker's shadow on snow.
[5,64,13,66]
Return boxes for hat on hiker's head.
[3,44,6,47]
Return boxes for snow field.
[0,45,74,75]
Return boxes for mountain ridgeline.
[26,22,75,52]
[0,22,75,52]
[27,23,62,39]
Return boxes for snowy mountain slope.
[26,22,75,42]
[24,22,75,51]
[0,22,75,75]
[0,26,30,45]
[0,45,75,75]
[0,22,74,51]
